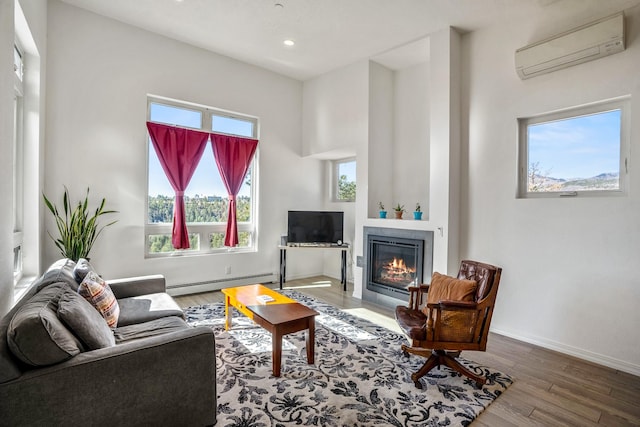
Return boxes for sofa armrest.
[0,326,216,426]
[107,274,166,298]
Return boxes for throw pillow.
[7,283,84,366]
[58,290,116,349]
[78,271,120,328]
[423,272,478,342]
[73,258,96,283]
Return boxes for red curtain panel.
[146,122,209,249]
[210,134,258,247]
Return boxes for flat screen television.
[287,211,344,244]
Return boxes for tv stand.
[278,244,349,291]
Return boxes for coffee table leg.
[273,329,282,377]
[225,296,231,330]
[306,318,315,364]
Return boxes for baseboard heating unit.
[167,273,276,296]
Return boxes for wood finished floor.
[174,276,640,426]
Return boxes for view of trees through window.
[147,97,256,255]
[335,159,356,201]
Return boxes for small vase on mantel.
[393,204,405,219]
[413,203,422,220]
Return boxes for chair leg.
[410,353,440,389]
[409,350,486,389]
[440,352,486,387]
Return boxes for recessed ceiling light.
[283,39,295,47]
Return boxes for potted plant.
[393,203,405,219]
[378,202,387,218]
[413,203,423,220]
[43,187,118,262]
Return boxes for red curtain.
[210,133,259,246]
[146,122,209,249]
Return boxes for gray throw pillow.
[58,290,116,349]
[73,258,96,283]
[7,284,84,366]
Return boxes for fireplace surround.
[362,226,434,308]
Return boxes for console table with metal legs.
[278,245,349,291]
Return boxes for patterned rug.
[184,290,512,427]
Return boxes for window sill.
[13,275,37,308]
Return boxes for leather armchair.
[395,260,502,388]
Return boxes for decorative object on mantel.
[184,290,512,426]
[378,201,387,218]
[43,187,118,262]
[413,202,423,220]
[394,203,405,219]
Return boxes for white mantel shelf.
[363,217,440,232]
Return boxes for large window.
[518,98,629,198]
[332,158,356,202]
[13,43,24,285]
[146,96,258,256]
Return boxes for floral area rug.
[183,290,512,427]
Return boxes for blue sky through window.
[338,160,356,182]
[148,103,253,198]
[528,109,621,180]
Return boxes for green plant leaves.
[43,187,118,262]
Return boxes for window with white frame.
[332,158,356,202]
[146,96,258,256]
[13,43,24,285]
[517,98,629,198]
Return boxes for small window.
[333,158,356,202]
[13,44,23,82]
[518,98,629,198]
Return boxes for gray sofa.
[0,259,216,426]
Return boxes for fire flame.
[383,257,415,275]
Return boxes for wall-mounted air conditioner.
[515,13,625,80]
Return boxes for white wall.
[461,5,640,374]
[392,62,429,213]
[45,1,323,289]
[0,0,47,317]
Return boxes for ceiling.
[59,0,640,81]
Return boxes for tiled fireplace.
[362,226,434,307]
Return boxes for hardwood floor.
[174,276,640,426]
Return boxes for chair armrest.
[432,300,478,310]
[107,274,166,298]
[0,326,216,426]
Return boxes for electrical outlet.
[225,265,231,275]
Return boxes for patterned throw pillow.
[78,271,120,328]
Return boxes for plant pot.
[413,211,422,220]
[394,211,403,219]
[379,211,387,218]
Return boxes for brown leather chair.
[395,260,502,388]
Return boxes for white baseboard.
[167,273,277,296]
[491,327,640,377]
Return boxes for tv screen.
[287,211,344,244]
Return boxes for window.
[146,96,258,256]
[518,98,629,198]
[332,158,356,202]
[13,43,24,284]
[13,44,23,82]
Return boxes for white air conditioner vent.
[515,13,625,80]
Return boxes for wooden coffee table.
[221,284,318,377]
